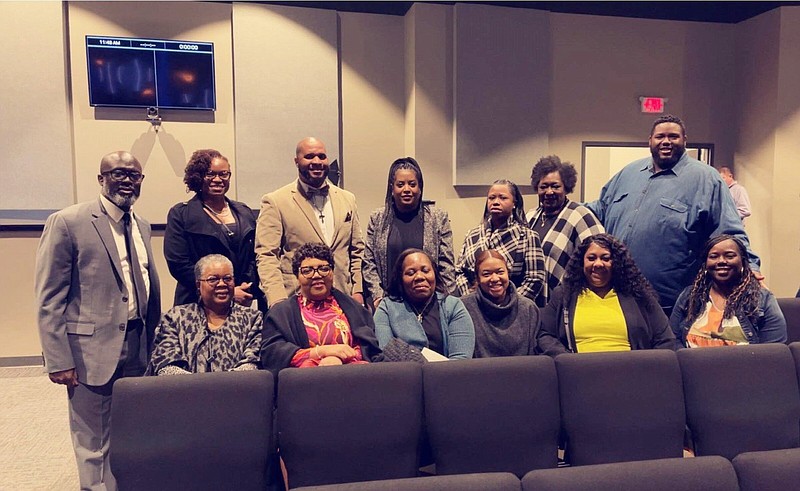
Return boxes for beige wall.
[3,3,799,361]
[0,2,73,211]
[232,3,340,206]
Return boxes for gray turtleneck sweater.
[461,283,540,357]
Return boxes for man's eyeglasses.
[299,265,333,278]
[205,171,232,181]
[102,169,145,183]
[199,275,235,286]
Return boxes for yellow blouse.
[573,288,631,353]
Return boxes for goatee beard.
[110,193,138,210]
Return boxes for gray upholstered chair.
[522,456,738,490]
[778,297,800,344]
[422,356,559,476]
[110,370,276,491]
[555,349,685,466]
[678,343,800,460]
[732,447,800,491]
[293,472,521,491]
[277,362,423,488]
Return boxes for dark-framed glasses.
[299,265,333,278]
[102,169,144,183]
[205,171,232,181]
[200,275,234,286]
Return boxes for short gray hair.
[194,254,234,281]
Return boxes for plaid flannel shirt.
[455,217,546,306]
[526,200,604,305]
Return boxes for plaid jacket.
[526,200,604,304]
[455,217,546,306]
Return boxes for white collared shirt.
[100,195,151,320]
[298,180,334,245]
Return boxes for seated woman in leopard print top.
[147,254,262,375]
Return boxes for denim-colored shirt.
[586,153,760,309]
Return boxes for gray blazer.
[35,198,162,386]
[363,204,456,300]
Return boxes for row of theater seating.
[109,340,800,490]
[780,297,800,343]
[294,452,800,490]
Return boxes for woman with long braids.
[363,157,456,309]
[669,234,786,348]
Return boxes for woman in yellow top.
[537,233,675,355]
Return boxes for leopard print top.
[147,302,262,374]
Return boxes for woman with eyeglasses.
[147,254,262,375]
[260,243,383,373]
[164,149,263,309]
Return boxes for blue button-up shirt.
[587,153,759,309]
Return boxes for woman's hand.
[234,282,254,306]
[317,344,357,361]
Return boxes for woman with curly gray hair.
[537,233,675,355]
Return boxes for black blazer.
[164,194,261,306]
[260,288,383,374]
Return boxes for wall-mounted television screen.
[86,35,216,110]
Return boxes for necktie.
[123,212,148,320]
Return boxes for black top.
[531,212,558,239]
[386,207,424,277]
[418,297,443,355]
[164,194,261,307]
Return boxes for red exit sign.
[640,96,665,113]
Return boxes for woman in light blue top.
[374,249,474,359]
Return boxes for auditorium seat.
[292,472,521,490]
[278,362,423,488]
[732,447,800,491]
[554,350,685,466]
[422,357,559,476]
[521,456,738,490]
[778,297,800,344]
[790,342,800,385]
[110,370,275,491]
[678,344,800,460]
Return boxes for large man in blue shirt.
[587,115,760,314]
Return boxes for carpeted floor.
[0,366,80,490]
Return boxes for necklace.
[203,203,235,237]
[310,196,326,223]
[411,295,435,323]
[709,289,727,312]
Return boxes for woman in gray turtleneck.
[461,250,540,357]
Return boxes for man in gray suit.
[35,151,161,490]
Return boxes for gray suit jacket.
[255,179,365,306]
[35,198,161,386]
[363,204,456,300]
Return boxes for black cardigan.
[164,194,261,306]
[260,288,384,374]
[537,285,676,356]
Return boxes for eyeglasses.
[102,169,145,183]
[299,265,333,278]
[204,171,232,181]
[199,275,234,286]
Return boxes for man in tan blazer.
[255,137,365,307]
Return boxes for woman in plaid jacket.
[455,179,547,307]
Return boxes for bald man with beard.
[35,151,161,490]
[255,137,365,307]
